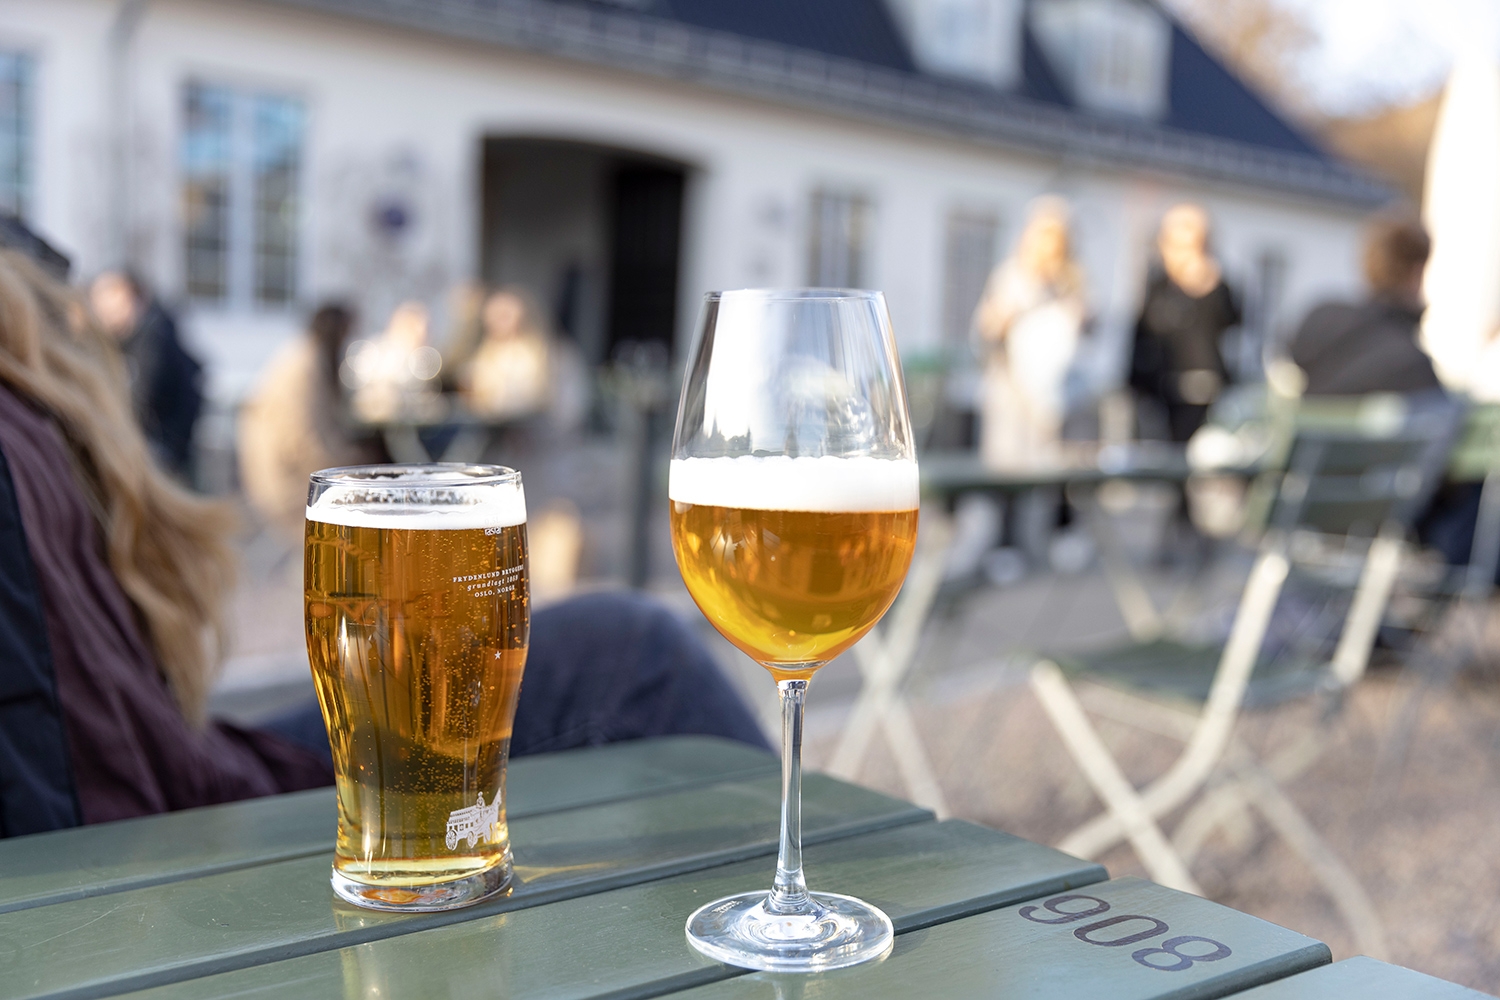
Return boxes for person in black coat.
[89,271,204,476]
[1289,214,1441,396]
[1130,203,1242,442]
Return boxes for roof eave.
[255,0,1393,207]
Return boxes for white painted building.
[0,0,1385,405]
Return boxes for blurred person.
[343,300,443,423]
[1288,213,1442,395]
[462,287,552,421]
[438,280,487,393]
[973,196,1089,468]
[89,270,204,475]
[1130,204,1241,442]
[238,303,383,540]
[1288,215,1477,568]
[0,245,329,830]
[0,227,766,834]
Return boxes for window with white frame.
[807,190,870,288]
[181,81,304,308]
[942,209,1001,349]
[1030,0,1170,119]
[888,0,1023,89]
[0,51,34,219]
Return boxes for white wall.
[3,0,1370,404]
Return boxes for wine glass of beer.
[304,464,529,912]
[670,289,919,971]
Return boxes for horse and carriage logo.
[445,790,501,850]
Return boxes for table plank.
[0,773,924,1000]
[0,736,775,915]
[117,819,1106,1000]
[1230,957,1494,999]
[668,876,1330,1000]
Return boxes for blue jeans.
[263,591,771,768]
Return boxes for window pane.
[0,51,32,219]
[943,210,1000,348]
[253,94,303,307]
[181,82,233,302]
[807,191,869,288]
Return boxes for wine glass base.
[685,890,894,972]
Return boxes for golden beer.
[305,467,528,912]
[669,455,918,678]
[671,503,915,674]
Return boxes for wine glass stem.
[769,677,811,914]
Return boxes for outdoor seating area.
[187,382,1500,993]
[3,0,1500,994]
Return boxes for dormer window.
[887,0,1024,89]
[1030,0,1170,119]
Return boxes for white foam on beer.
[307,481,527,529]
[669,456,918,512]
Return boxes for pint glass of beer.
[670,290,918,971]
[304,464,528,912]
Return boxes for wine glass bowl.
[669,457,917,673]
[669,289,918,972]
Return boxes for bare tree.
[1160,0,1318,120]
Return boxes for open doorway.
[479,138,687,366]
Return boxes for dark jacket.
[0,383,330,833]
[1289,299,1442,396]
[119,301,203,474]
[1130,271,1241,441]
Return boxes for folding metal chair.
[1028,398,1460,961]
[1374,403,1500,783]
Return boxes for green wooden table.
[0,736,1485,1000]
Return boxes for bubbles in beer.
[305,508,528,893]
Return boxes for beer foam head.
[307,468,527,529]
[669,456,918,512]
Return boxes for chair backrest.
[1260,393,1462,544]
[1446,402,1500,483]
[1438,403,1500,599]
[1225,393,1462,696]
[1271,433,1435,538]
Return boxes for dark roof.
[262,0,1387,205]
[1018,19,1071,106]
[1163,23,1320,157]
[649,0,913,72]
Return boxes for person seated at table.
[1288,213,1481,570]
[461,287,552,422]
[0,233,767,837]
[237,303,385,541]
[1288,213,1442,396]
[342,300,444,423]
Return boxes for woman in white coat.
[973,196,1089,469]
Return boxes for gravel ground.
[796,586,1500,995]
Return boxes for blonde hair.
[0,250,234,726]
